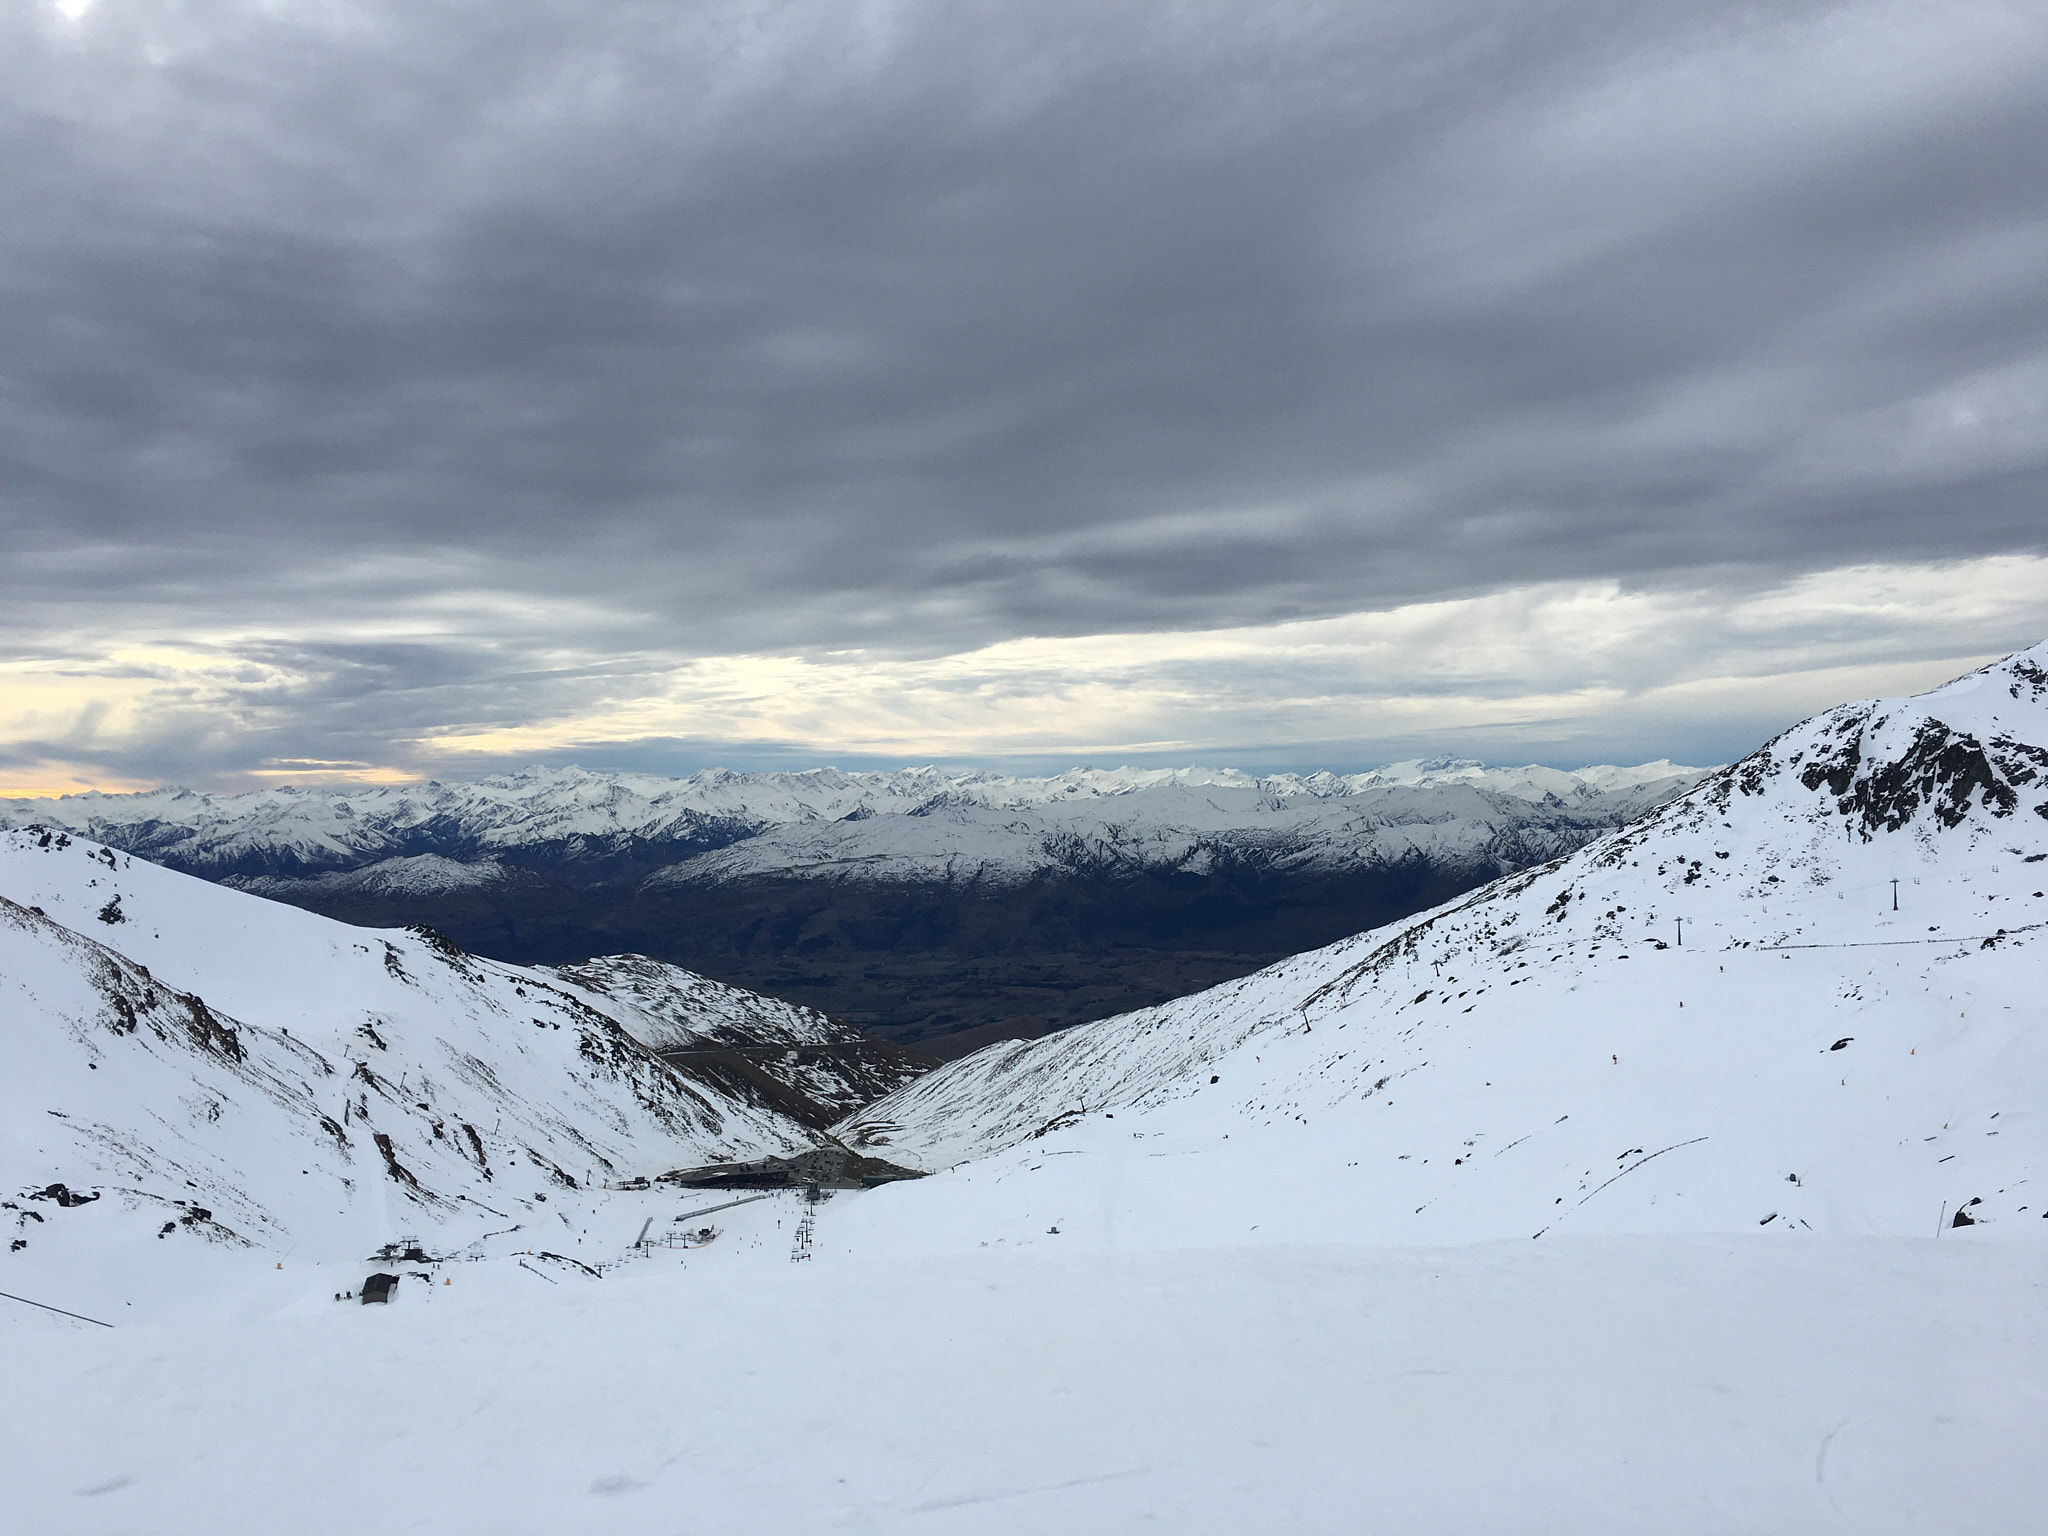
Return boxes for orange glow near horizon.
[1,765,423,799]
[0,775,160,800]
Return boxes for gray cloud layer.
[3,1,2045,783]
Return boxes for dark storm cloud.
[2,0,2046,780]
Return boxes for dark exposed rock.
[660,1142,925,1191]
[1799,713,2021,836]
[373,1132,421,1189]
[29,1183,99,1208]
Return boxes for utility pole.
[1676,918,1683,946]
[1891,878,1899,911]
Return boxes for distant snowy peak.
[842,643,2048,1244]
[226,853,518,900]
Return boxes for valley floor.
[4,1173,2041,1536]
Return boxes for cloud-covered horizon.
[4,2,2045,792]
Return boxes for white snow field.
[3,1227,2038,1536]
[5,648,2048,1533]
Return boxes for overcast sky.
[4,0,2046,793]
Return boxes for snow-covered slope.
[839,645,2048,1245]
[0,759,1705,891]
[0,830,844,1317]
[547,954,859,1054]
[546,953,932,1121]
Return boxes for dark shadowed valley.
[246,861,1493,1057]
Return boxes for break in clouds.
[3,0,2046,789]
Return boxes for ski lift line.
[671,1193,778,1224]
[0,1289,113,1328]
[1337,916,2039,977]
[1762,922,2042,952]
[657,1044,895,1060]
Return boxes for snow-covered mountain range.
[836,645,2048,1244]
[0,759,1702,890]
[1,759,1708,1054]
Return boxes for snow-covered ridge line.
[0,759,1709,890]
[837,643,2048,1246]
[5,757,1703,817]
